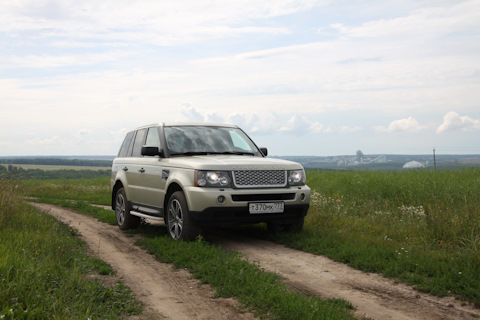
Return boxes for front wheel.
[166,191,200,241]
[115,188,140,230]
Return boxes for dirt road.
[209,233,480,320]
[30,203,256,320]
[31,203,479,320]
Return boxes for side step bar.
[130,210,164,221]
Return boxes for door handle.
[139,168,145,173]
[123,167,128,171]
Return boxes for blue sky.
[1,0,479,156]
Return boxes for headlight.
[287,169,306,186]
[195,170,232,187]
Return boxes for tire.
[166,191,200,241]
[115,188,140,230]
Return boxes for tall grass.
[0,178,141,319]
[20,177,356,319]
[20,177,111,205]
[18,169,480,309]
[267,168,480,305]
[306,169,480,253]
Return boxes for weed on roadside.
[0,180,141,319]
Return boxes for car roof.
[134,122,239,130]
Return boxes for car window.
[118,131,134,157]
[131,129,147,157]
[164,126,258,154]
[145,127,161,149]
[229,131,252,151]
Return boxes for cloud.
[337,126,363,134]
[178,104,220,122]
[4,51,133,69]
[375,116,423,133]
[26,135,65,146]
[330,1,480,39]
[180,104,206,122]
[76,129,91,136]
[0,0,324,46]
[436,111,480,134]
[177,106,329,135]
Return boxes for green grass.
[138,236,354,320]
[0,179,141,319]
[264,168,480,305]
[16,168,480,316]
[1,164,111,171]
[19,178,356,319]
[20,177,111,205]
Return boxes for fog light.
[217,195,226,204]
[300,193,306,201]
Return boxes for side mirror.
[259,147,268,156]
[141,146,164,157]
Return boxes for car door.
[134,127,166,210]
[125,128,147,205]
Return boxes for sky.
[1,0,479,157]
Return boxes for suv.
[111,123,310,240]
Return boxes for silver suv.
[111,123,310,240]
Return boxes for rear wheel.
[115,188,140,230]
[166,191,200,241]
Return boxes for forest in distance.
[1,153,480,172]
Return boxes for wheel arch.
[111,180,125,210]
[164,182,184,209]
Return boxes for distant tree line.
[0,165,110,180]
[0,158,112,167]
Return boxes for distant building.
[403,161,425,169]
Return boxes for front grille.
[232,170,287,188]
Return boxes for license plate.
[249,202,284,214]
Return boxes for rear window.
[118,131,134,157]
[131,129,147,157]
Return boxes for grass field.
[2,167,480,318]
[1,164,111,171]
[0,178,141,319]
[15,177,356,319]
[268,169,480,305]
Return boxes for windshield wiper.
[170,151,255,157]
[169,152,209,157]
[209,151,255,156]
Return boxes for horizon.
[1,1,479,156]
[2,152,480,159]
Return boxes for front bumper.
[184,185,310,227]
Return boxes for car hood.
[162,155,304,170]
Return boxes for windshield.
[164,126,260,156]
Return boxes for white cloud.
[26,135,65,146]
[330,1,480,39]
[180,104,206,122]
[2,51,133,69]
[176,106,328,135]
[1,1,479,156]
[436,111,480,134]
[337,126,363,134]
[375,116,423,133]
[76,129,91,137]
[0,0,325,46]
